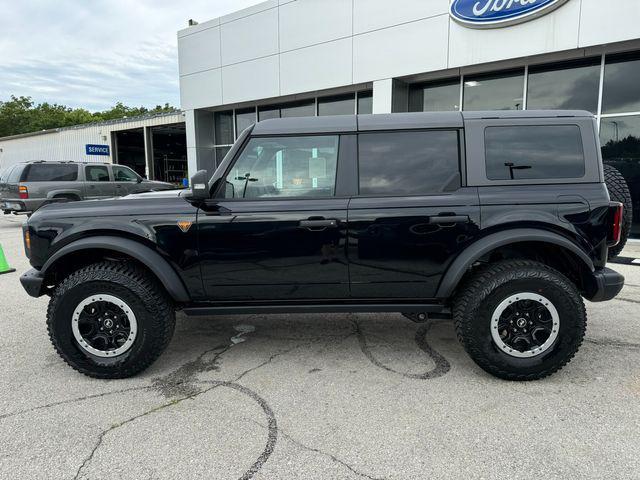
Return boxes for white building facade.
[175,0,639,236]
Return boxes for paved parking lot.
[1,213,639,479]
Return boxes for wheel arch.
[436,228,595,299]
[41,236,190,303]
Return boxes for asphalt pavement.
[1,214,639,480]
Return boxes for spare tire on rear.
[604,164,633,260]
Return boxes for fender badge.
[177,221,192,233]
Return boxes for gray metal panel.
[464,115,601,187]
[357,112,464,131]
[462,110,594,120]
[252,115,358,135]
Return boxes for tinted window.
[214,110,234,145]
[281,101,315,118]
[357,91,373,114]
[485,126,585,180]
[602,52,640,114]
[409,80,460,112]
[527,59,601,113]
[85,165,110,182]
[222,136,339,199]
[0,166,15,183]
[7,165,23,183]
[464,70,524,111]
[358,131,460,196]
[113,166,138,182]
[235,108,256,138]
[318,94,355,116]
[24,163,78,182]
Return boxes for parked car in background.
[0,161,175,214]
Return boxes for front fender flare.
[41,235,190,302]
[435,228,595,299]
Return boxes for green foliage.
[0,96,177,138]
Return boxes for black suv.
[20,111,625,381]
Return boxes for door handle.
[299,218,338,231]
[429,215,469,225]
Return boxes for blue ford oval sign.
[450,0,571,29]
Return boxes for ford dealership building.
[178,0,640,236]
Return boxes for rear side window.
[24,163,78,182]
[358,130,460,196]
[7,165,24,183]
[485,125,585,180]
[85,165,110,182]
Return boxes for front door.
[348,129,480,299]
[198,134,349,301]
[112,165,141,196]
[84,165,115,199]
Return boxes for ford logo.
[450,0,571,29]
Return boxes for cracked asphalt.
[1,214,640,480]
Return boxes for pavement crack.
[614,296,640,305]
[585,337,640,350]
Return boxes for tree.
[0,96,178,137]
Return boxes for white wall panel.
[180,69,223,110]
[579,0,640,48]
[222,55,280,104]
[353,0,448,34]
[354,15,449,82]
[178,26,221,75]
[280,38,352,95]
[279,0,352,51]
[449,0,581,68]
[220,8,279,65]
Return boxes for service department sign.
[450,0,571,29]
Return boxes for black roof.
[251,110,594,135]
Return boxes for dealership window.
[463,70,524,111]
[601,116,640,237]
[602,52,640,115]
[408,79,460,112]
[214,111,234,145]
[235,108,256,138]
[319,94,355,116]
[357,91,373,114]
[358,130,460,196]
[527,58,601,113]
[485,126,585,181]
[221,135,339,199]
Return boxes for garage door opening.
[151,123,187,185]
[112,129,146,177]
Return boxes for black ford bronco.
[20,111,626,381]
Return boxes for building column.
[143,126,154,180]
[185,109,216,180]
[372,79,409,114]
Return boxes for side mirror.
[189,170,209,200]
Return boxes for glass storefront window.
[318,94,355,116]
[602,52,640,115]
[214,110,234,145]
[258,106,280,121]
[408,79,460,112]
[280,100,315,118]
[357,91,373,114]
[601,116,640,237]
[463,70,524,111]
[527,58,601,113]
[235,108,256,138]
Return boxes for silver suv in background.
[0,161,175,214]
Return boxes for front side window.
[113,166,139,182]
[358,131,460,196]
[85,165,110,182]
[24,163,78,182]
[221,136,339,199]
[485,125,585,180]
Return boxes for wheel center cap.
[103,318,114,329]
[516,318,527,328]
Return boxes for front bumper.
[20,268,45,298]
[588,267,625,302]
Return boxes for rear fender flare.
[41,235,190,302]
[436,228,595,298]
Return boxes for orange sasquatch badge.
[177,220,192,233]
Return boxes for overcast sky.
[0,0,263,111]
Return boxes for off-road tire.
[453,260,586,381]
[47,261,175,378]
[604,164,632,259]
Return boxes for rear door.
[112,165,141,196]
[348,129,480,299]
[84,165,115,199]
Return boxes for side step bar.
[183,303,450,316]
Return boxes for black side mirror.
[189,170,209,200]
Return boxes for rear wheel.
[604,164,632,259]
[454,260,586,381]
[47,261,175,378]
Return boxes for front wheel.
[453,260,586,381]
[47,261,175,378]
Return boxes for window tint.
[602,52,640,114]
[7,165,23,183]
[409,80,460,112]
[221,136,339,199]
[358,131,460,196]
[235,108,256,138]
[485,126,585,180]
[113,166,138,182]
[464,70,524,111]
[24,163,78,182]
[318,94,355,116]
[0,166,15,183]
[357,91,373,114]
[214,110,234,145]
[85,165,110,182]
